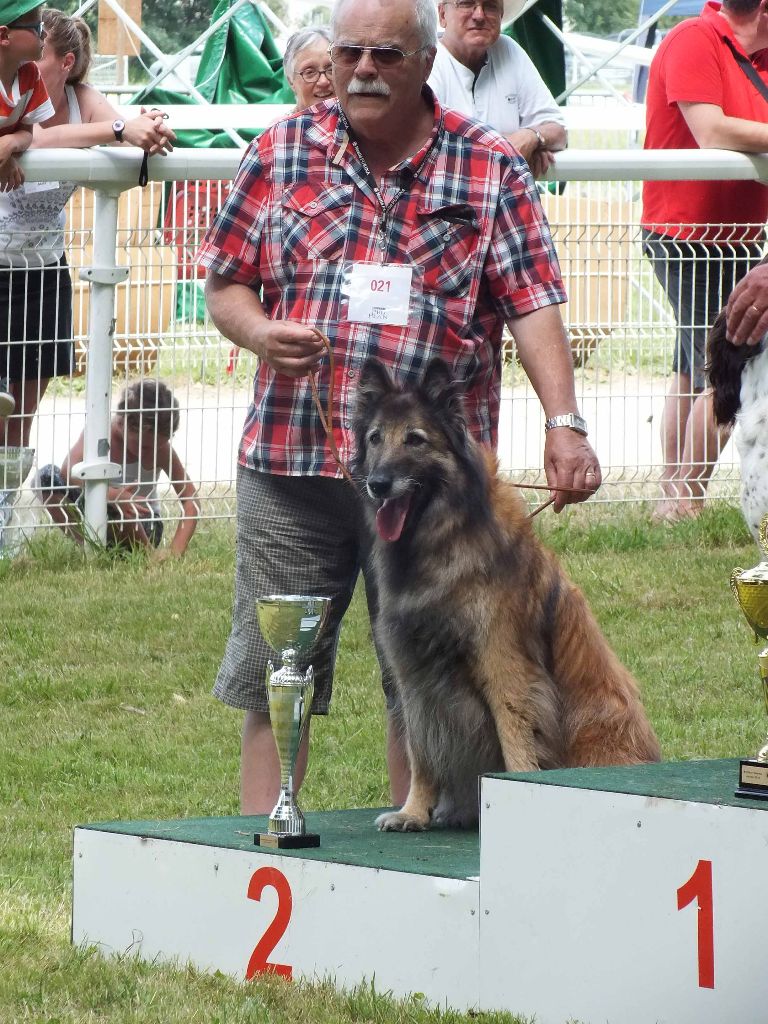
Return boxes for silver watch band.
[544,413,588,436]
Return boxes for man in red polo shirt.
[642,0,768,522]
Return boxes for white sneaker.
[0,378,14,418]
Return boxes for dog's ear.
[707,308,760,426]
[419,358,468,446]
[420,358,464,412]
[357,358,396,414]
[351,359,396,480]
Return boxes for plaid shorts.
[214,465,392,714]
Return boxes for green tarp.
[136,0,565,150]
[135,0,293,148]
[505,0,565,102]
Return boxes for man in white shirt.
[428,0,567,176]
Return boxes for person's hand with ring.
[726,262,768,345]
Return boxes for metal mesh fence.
[0,163,757,554]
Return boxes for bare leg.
[386,710,410,806]
[241,709,310,815]
[654,372,693,521]
[5,377,48,448]
[675,390,731,517]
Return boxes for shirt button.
[347,369,356,380]
[309,201,318,208]
[344,420,351,428]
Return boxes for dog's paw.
[431,804,478,829]
[375,810,429,832]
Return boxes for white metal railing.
[1,147,763,554]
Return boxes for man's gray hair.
[284,25,332,79]
[330,0,438,49]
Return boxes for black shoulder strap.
[723,36,768,104]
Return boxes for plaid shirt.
[197,90,565,477]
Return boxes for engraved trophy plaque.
[731,514,768,800]
[254,595,330,848]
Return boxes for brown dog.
[353,358,661,832]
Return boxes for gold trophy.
[731,514,768,799]
[253,595,330,848]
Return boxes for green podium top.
[79,761,768,881]
[492,757,768,810]
[78,807,481,880]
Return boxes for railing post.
[71,187,127,549]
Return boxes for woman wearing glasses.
[0,8,174,449]
[283,26,335,111]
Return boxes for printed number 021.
[246,866,293,980]
[676,858,714,989]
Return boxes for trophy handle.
[759,515,768,560]
[730,568,744,604]
[300,665,315,741]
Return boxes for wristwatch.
[111,119,125,143]
[528,126,546,149]
[544,413,588,436]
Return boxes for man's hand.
[252,320,327,377]
[543,428,602,512]
[726,262,768,345]
[0,155,24,191]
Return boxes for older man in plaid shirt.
[198,0,600,815]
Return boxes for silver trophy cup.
[254,594,330,848]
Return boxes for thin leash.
[308,329,356,487]
[306,330,592,518]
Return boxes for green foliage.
[1,510,762,1021]
[564,0,640,36]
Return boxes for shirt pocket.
[406,202,481,298]
[281,181,353,262]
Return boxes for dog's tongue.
[376,495,411,542]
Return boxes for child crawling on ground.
[39,379,199,557]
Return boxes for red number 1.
[676,859,714,989]
[246,866,293,980]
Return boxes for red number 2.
[246,866,293,980]
[676,859,714,989]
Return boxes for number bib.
[344,263,413,326]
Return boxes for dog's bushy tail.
[551,578,661,767]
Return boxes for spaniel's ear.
[707,308,760,426]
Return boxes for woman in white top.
[0,8,174,448]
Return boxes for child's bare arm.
[0,129,32,190]
[160,448,200,558]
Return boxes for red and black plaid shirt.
[197,90,565,477]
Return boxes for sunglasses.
[8,20,45,37]
[295,65,333,84]
[328,43,427,68]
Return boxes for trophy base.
[735,759,768,800]
[254,831,321,849]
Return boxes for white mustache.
[347,78,391,96]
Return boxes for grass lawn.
[1,505,764,1023]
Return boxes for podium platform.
[73,760,768,1022]
[72,808,481,1009]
